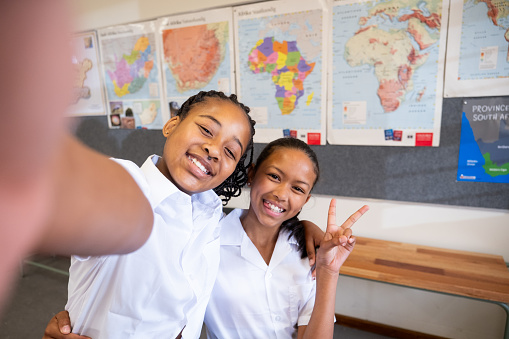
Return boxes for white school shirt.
[204,209,316,339]
[65,155,223,339]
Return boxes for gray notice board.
[71,97,509,210]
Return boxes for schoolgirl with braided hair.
[175,90,256,204]
[61,90,257,339]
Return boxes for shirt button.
[275,315,281,321]
[266,273,272,279]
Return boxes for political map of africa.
[330,0,445,144]
[248,37,315,115]
[235,3,326,140]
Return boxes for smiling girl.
[204,137,369,339]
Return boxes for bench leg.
[495,302,509,339]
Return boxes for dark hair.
[253,138,320,258]
[177,90,256,205]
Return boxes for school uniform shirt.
[204,209,316,339]
[65,155,223,339]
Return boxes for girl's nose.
[204,145,219,161]
[273,185,288,201]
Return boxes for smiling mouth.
[263,199,286,214]
[188,154,211,175]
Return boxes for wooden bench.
[340,237,509,338]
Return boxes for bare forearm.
[37,134,153,256]
[300,269,338,339]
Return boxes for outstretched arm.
[0,0,153,313]
[36,134,154,257]
[298,199,369,339]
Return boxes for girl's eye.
[199,125,212,136]
[268,173,280,181]
[293,186,305,194]
[225,148,236,160]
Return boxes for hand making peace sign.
[315,199,369,276]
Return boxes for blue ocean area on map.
[457,113,508,183]
[459,0,509,80]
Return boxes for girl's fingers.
[326,199,338,234]
[339,205,370,230]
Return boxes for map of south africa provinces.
[157,8,235,114]
[328,0,448,146]
[99,23,167,130]
[444,0,509,97]
[68,31,106,116]
[458,99,509,183]
[234,0,328,145]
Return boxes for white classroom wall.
[71,0,509,338]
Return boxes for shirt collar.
[220,209,300,247]
[220,209,246,245]
[140,155,183,207]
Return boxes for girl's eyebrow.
[198,114,245,154]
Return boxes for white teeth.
[190,156,208,174]
[267,201,284,213]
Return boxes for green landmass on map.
[482,153,509,177]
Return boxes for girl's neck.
[240,209,280,265]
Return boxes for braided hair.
[176,90,256,205]
[253,138,320,258]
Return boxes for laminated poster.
[157,7,235,117]
[98,22,167,129]
[233,0,328,145]
[327,0,449,146]
[457,98,509,183]
[67,31,106,116]
[444,0,509,97]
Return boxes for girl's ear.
[246,163,256,186]
[162,116,180,137]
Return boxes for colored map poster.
[233,0,328,145]
[67,31,106,116]
[98,22,167,129]
[445,0,509,97]
[457,98,509,183]
[157,8,235,116]
[328,0,448,146]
